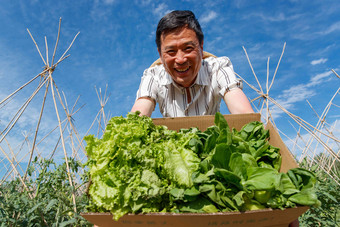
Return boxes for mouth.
[174,66,190,73]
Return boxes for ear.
[158,48,164,64]
[200,41,204,55]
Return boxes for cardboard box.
[81,113,308,227]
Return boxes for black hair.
[156,10,204,51]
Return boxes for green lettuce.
[85,112,320,220]
[85,112,200,220]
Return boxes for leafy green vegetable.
[85,112,320,220]
[85,112,201,220]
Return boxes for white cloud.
[153,3,170,18]
[137,0,152,6]
[265,12,286,22]
[204,36,222,51]
[310,58,327,65]
[285,118,340,163]
[199,11,217,24]
[276,84,316,109]
[269,69,335,118]
[307,70,333,87]
[243,12,294,23]
[233,0,247,9]
[320,21,340,35]
[103,0,115,5]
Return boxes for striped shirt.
[135,56,243,117]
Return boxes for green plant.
[299,158,340,226]
[85,112,320,221]
[0,157,91,226]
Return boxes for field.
[0,21,339,226]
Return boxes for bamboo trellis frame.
[0,18,83,213]
[238,43,340,185]
[0,18,114,192]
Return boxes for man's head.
[156,10,204,51]
[156,10,204,88]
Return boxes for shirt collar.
[159,60,209,87]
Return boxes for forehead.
[160,27,199,48]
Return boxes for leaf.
[233,191,247,207]
[214,112,230,132]
[243,167,280,191]
[214,168,243,190]
[192,170,214,184]
[287,168,317,190]
[229,152,247,180]
[178,197,215,213]
[278,173,299,195]
[184,187,201,201]
[241,153,257,168]
[170,188,185,200]
[199,183,225,207]
[203,128,218,155]
[321,191,338,203]
[27,202,43,215]
[216,128,233,145]
[163,145,200,187]
[59,218,77,227]
[44,199,58,213]
[288,188,320,206]
[211,143,232,170]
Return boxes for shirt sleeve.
[135,67,158,101]
[215,57,243,97]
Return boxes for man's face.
[158,26,203,88]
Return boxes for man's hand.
[131,97,155,117]
[224,88,254,114]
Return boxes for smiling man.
[131,10,254,117]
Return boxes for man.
[130,10,299,227]
[131,10,254,117]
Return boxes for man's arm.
[131,97,155,117]
[224,88,254,114]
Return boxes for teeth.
[176,67,189,72]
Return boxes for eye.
[166,50,176,55]
[184,46,194,52]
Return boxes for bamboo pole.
[299,87,340,162]
[0,54,68,144]
[27,28,47,65]
[0,136,29,184]
[0,145,33,198]
[57,31,80,64]
[1,147,31,184]
[49,75,77,213]
[266,57,270,124]
[0,77,49,144]
[238,72,340,144]
[242,46,263,94]
[51,18,62,66]
[0,69,48,107]
[327,120,339,173]
[236,73,340,173]
[332,69,340,79]
[268,42,286,91]
[23,79,50,181]
[45,36,49,67]
[53,81,87,157]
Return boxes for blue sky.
[0,0,339,167]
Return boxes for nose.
[175,50,187,65]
